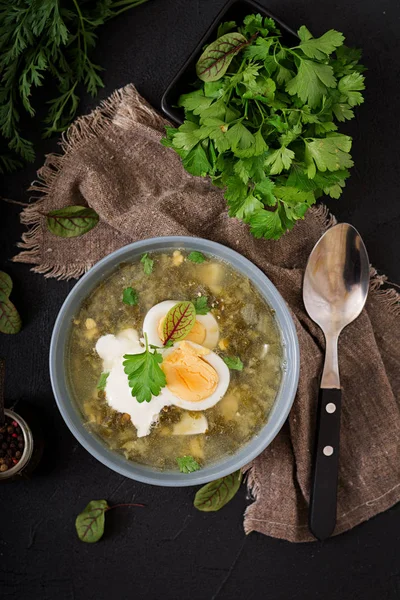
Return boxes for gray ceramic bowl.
[50,237,299,486]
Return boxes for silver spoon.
[303,223,369,540]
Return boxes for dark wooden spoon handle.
[309,388,342,541]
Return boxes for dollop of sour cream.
[95,329,170,437]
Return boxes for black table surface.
[1,1,400,598]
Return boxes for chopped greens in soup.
[67,250,283,471]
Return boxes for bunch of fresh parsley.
[0,0,149,173]
[162,14,365,240]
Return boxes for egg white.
[142,300,219,349]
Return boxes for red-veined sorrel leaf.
[196,32,249,82]
[46,206,99,238]
[194,470,243,512]
[75,500,108,543]
[162,301,196,345]
[0,271,12,300]
[0,298,22,334]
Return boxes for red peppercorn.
[12,458,18,464]
[12,433,17,438]
[12,421,18,427]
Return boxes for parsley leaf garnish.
[122,287,139,306]
[141,253,154,275]
[123,334,166,403]
[177,455,201,474]
[163,16,365,241]
[187,251,206,263]
[193,295,210,315]
[223,356,244,371]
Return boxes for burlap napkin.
[14,84,400,542]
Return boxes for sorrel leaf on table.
[46,206,99,238]
[75,500,108,543]
[223,356,244,371]
[0,298,22,335]
[122,287,139,306]
[0,272,12,300]
[177,455,201,474]
[141,253,154,275]
[193,296,210,315]
[97,372,109,391]
[187,251,206,264]
[163,14,365,241]
[123,335,166,403]
[162,301,196,345]
[194,470,243,511]
[196,32,249,82]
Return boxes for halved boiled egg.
[143,300,219,349]
[161,341,230,411]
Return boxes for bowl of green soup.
[50,237,299,486]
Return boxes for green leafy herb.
[0,271,21,334]
[141,253,154,275]
[122,287,139,306]
[75,499,144,543]
[0,0,150,171]
[193,295,210,315]
[163,15,365,240]
[177,455,201,474]
[223,356,244,371]
[97,372,109,391]
[46,206,99,238]
[187,251,206,263]
[194,470,243,511]
[162,301,196,346]
[123,334,166,403]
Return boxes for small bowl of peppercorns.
[0,409,33,480]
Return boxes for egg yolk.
[162,342,218,402]
[157,317,206,345]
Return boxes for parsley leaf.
[223,356,244,371]
[141,253,154,275]
[188,251,206,263]
[123,335,166,403]
[304,134,353,175]
[177,455,201,474]
[193,295,210,315]
[298,27,345,59]
[286,60,336,108]
[122,287,139,306]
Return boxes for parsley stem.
[72,0,87,59]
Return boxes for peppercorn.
[0,416,26,475]
[0,464,8,472]
[6,426,13,434]
[18,442,23,449]
[17,435,23,442]
[12,421,18,427]
[1,443,7,450]
[10,442,15,449]
[15,451,21,459]
[12,433,17,438]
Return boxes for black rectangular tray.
[161,0,298,125]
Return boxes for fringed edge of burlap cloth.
[12,84,166,279]
[12,84,400,539]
